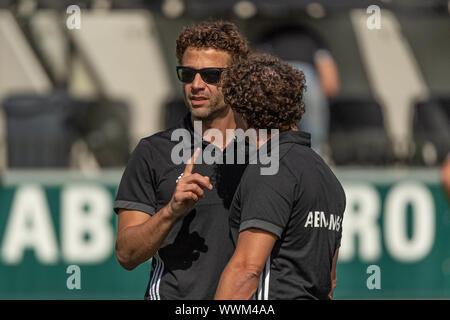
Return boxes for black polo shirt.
[229,130,346,300]
[114,113,247,300]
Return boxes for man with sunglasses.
[114,20,250,299]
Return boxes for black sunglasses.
[176,66,227,85]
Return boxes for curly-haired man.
[114,21,250,299]
[215,54,346,300]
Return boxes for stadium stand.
[1,92,81,168]
[411,96,450,166]
[0,92,131,168]
[0,1,448,168]
[77,98,131,167]
[328,95,395,166]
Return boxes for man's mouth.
[190,96,209,106]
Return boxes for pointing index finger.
[184,148,201,176]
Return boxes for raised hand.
[168,148,213,219]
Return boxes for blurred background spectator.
[256,24,340,156]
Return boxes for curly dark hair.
[176,20,250,64]
[222,54,306,132]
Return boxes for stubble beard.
[188,97,228,122]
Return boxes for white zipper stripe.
[257,268,263,300]
[149,258,160,300]
[263,256,270,300]
[155,256,164,300]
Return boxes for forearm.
[115,205,177,270]
[216,229,275,299]
[215,262,260,300]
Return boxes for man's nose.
[191,73,206,90]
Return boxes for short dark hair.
[222,54,307,132]
[176,20,250,64]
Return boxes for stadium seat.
[411,96,450,166]
[435,96,450,119]
[1,92,82,168]
[328,96,395,166]
[77,99,131,167]
[1,92,131,168]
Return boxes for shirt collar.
[278,130,311,147]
